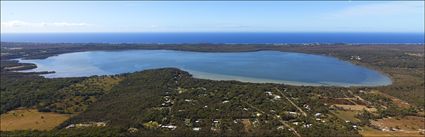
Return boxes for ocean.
[1,32,424,44]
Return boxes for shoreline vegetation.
[1,42,424,136]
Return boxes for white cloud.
[1,20,91,28]
[1,20,93,33]
[48,22,91,27]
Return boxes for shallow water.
[18,50,391,87]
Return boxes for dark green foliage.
[58,69,358,136]
[0,128,126,137]
[61,68,184,128]
[0,75,83,114]
[1,43,423,136]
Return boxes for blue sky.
[1,1,424,33]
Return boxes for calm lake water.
[18,50,391,87]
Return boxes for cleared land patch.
[371,90,411,109]
[0,108,71,131]
[333,104,377,112]
[371,116,425,131]
[331,110,361,123]
[360,126,394,137]
[362,116,425,137]
[241,119,252,132]
[360,126,425,137]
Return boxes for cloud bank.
[1,20,91,28]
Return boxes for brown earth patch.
[371,116,425,131]
[0,108,71,131]
[334,104,377,112]
[241,119,252,132]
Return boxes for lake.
[18,50,392,87]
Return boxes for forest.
[0,42,423,136]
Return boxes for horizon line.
[1,31,424,34]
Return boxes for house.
[75,123,92,127]
[303,104,311,110]
[65,124,75,129]
[302,124,312,128]
[128,127,138,133]
[350,56,361,61]
[192,127,201,131]
[94,122,107,127]
[161,125,177,130]
[277,126,285,130]
[288,111,298,116]
[66,122,107,129]
[265,91,273,96]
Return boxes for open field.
[334,104,377,112]
[0,108,71,131]
[371,90,411,109]
[241,119,252,132]
[331,110,361,123]
[358,116,425,137]
[360,126,425,137]
[371,116,425,131]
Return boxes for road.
[274,87,308,117]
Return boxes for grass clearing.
[331,110,361,123]
[334,104,377,112]
[359,126,393,137]
[360,126,424,137]
[360,116,425,137]
[0,108,71,131]
[371,116,425,131]
[241,119,252,132]
[371,90,411,109]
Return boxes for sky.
[1,1,424,33]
